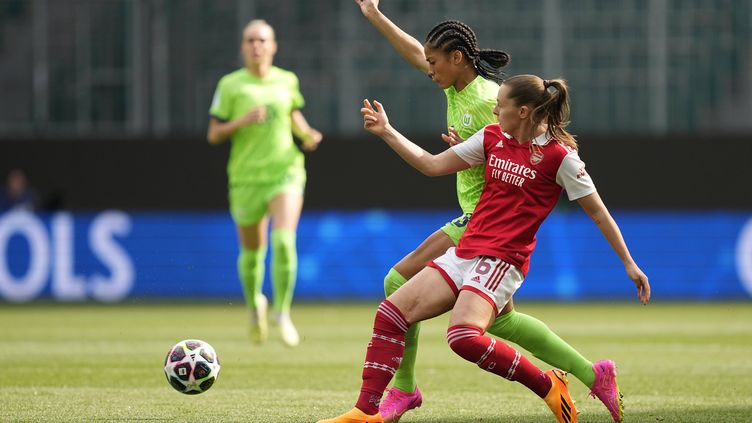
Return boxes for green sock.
[237,247,266,310]
[384,268,419,393]
[270,229,297,313]
[487,309,595,388]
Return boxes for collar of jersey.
[501,131,552,147]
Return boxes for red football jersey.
[451,124,596,275]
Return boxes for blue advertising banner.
[1,209,751,302]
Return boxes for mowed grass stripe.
[1,302,750,422]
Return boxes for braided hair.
[425,20,510,83]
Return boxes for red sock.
[447,325,552,398]
[356,300,409,415]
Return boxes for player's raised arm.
[355,0,429,74]
[361,99,470,176]
[576,192,651,305]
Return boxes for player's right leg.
[380,227,457,422]
[231,184,270,344]
[317,268,457,423]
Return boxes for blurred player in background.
[318,75,650,423]
[207,19,322,347]
[356,1,626,421]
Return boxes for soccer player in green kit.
[207,19,322,347]
[355,1,624,422]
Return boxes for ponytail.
[503,75,577,150]
[532,79,576,150]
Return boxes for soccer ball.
[163,339,221,395]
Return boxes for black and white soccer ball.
[163,339,220,395]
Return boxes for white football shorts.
[428,247,524,314]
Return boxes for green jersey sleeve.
[209,77,232,121]
[289,73,305,110]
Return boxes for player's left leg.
[488,298,595,386]
[488,299,623,421]
[267,178,304,347]
[438,251,577,422]
[446,293,553,393]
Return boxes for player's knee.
[446,325,483,359]
[374,300,410,335]
[238,248,260,269]
[270,229,295,257]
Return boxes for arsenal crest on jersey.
[530,151,544,165]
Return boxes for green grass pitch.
[1,302,751,422]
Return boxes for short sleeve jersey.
[444,76,499,214]
[210,66,305,185]
[451,125,596,274]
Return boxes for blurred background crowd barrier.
[1,0,751,136]
[1,0,750,302]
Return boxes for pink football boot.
[379,386,422,423]
[589,360,624,421]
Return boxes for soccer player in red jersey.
[317,75,650,423]
[355,3,632,422]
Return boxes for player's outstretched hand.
[626,262,650,305]
[441,126,463,147]
[361,99,389,136]
[355,0,379,17]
